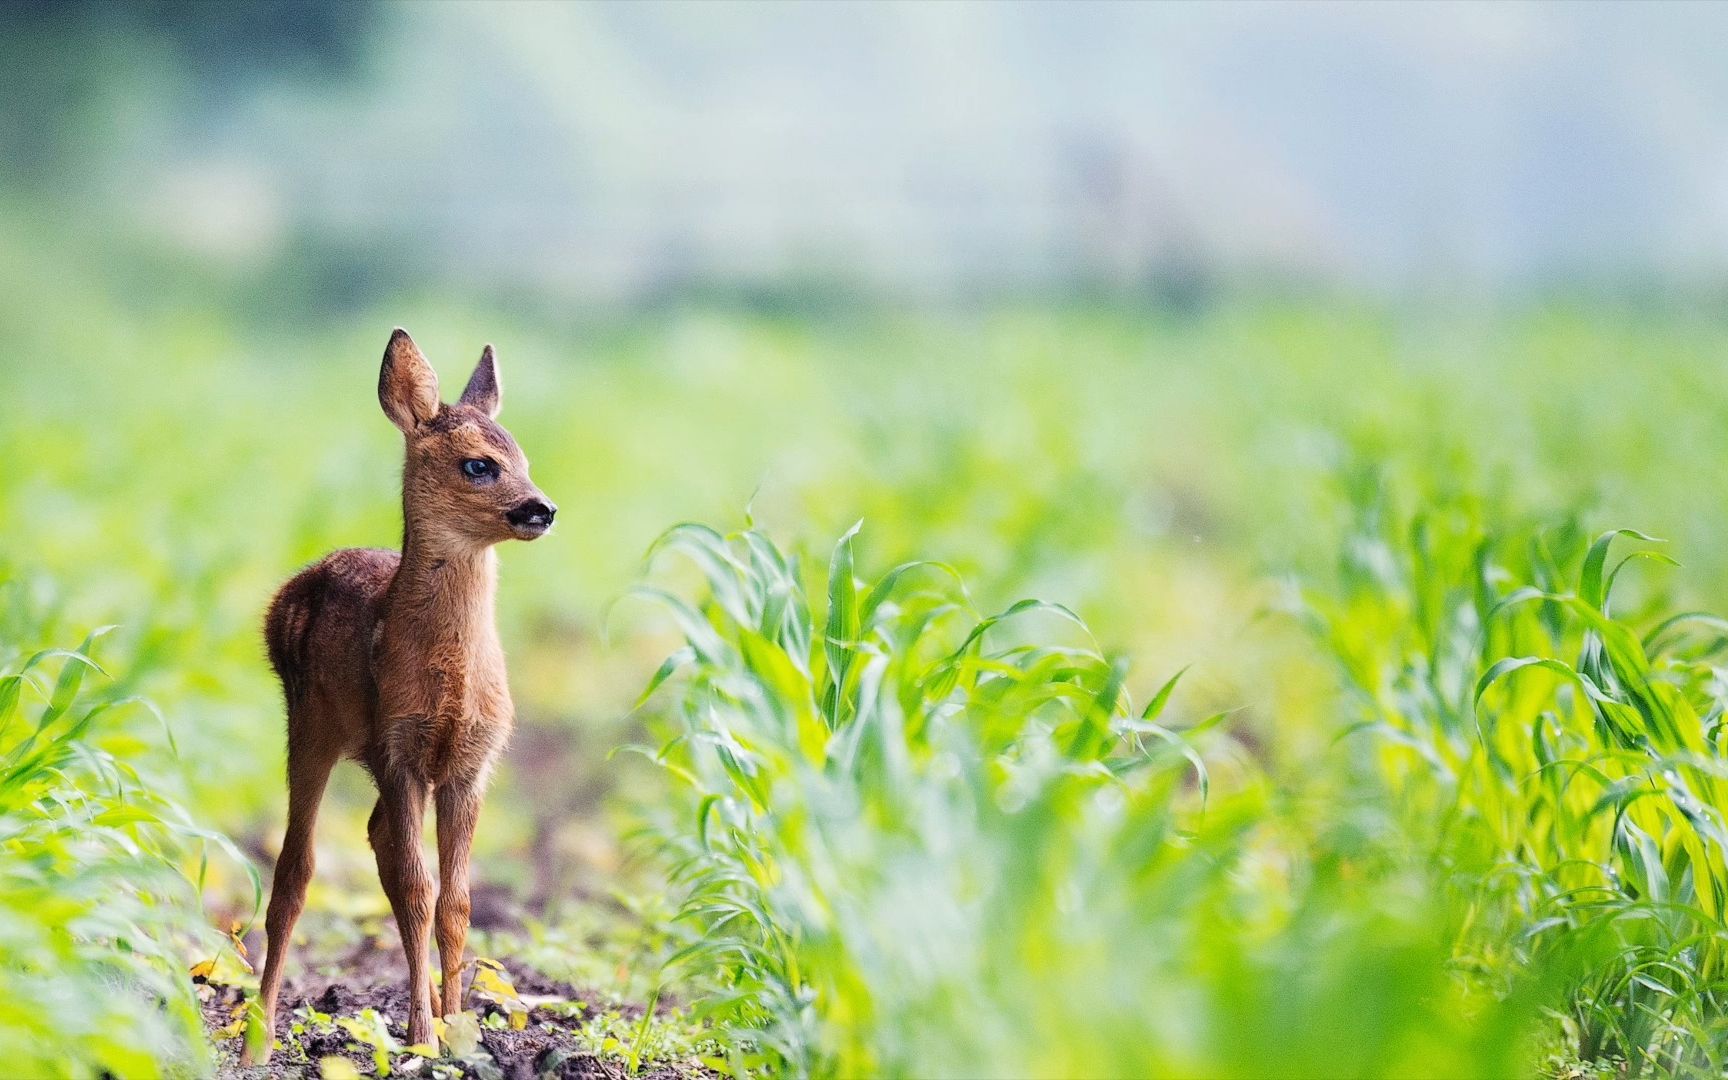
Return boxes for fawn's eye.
[461,458,495,480]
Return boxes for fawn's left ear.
[459,345,502,418]
[379,328,442,433]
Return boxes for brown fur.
[244,330,555,1063]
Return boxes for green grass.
[628,520,1538,1077]
[1306,482,1728,1075]
[627,489,1728,1077]
[0,573,252,1076]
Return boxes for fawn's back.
[265,546,399,770]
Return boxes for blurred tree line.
[0,0,376,188]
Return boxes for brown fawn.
[244,329,555,1063]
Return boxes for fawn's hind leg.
[246,733,339,1065]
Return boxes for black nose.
[507,499,556,529]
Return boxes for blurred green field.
[8,205,1728,1074]
[10,4,1728,1075]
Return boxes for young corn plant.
[1305,487,1728,1077]
[628,521,1541,1079]
[0,580,252,1076]
[623,521,1210,1076]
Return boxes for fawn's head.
[379,328,556,549]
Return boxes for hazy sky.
[116,1,1728,298]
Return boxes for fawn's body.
[246,330,555,1063]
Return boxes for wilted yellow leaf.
[469,962,529,1027]
[188,958,216,981]
[228,923,252,961]
[470,965,515,997]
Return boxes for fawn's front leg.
[435,781,483,1017]
[369,777,436,1046]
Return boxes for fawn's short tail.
[264,572,318,709]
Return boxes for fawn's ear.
[458,344,502,418]
[379,328,442,432]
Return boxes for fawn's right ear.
[379,328,442,432]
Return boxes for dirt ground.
[202,934,714,1080]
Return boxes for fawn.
[244,329,556,1063]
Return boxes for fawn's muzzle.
[507,498,557,535]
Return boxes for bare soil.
[202,935,712,1080]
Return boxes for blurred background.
[4,0,1728,976]
[11,2,1728,304]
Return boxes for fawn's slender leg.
[369,775,436,1045]
[246,736,339,1066]
[435,781,483,1017]
[367,799,435,1006]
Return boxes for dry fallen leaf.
[470,959,529,1027]
[227,923,252,966]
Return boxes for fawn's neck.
[392,527,499,647]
